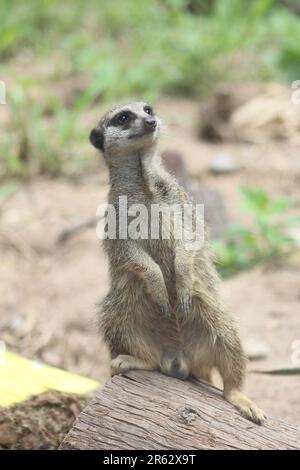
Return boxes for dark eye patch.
[144,105,153,116]
[109,110,136,128]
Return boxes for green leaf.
[252,368,300,375]
[240,186,270,214]
[270,197,293,214]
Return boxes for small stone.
[244,335,270,361]
[209,153,240,174]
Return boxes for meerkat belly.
[145,311,190,379]
[140,239,189,376]
[121,271,188,376]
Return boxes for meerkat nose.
[145,118,157,129]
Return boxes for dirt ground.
[0,391,89,450]
[1,98,300,428]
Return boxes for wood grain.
[60,370,300,450]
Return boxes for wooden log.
[60,370,300,450]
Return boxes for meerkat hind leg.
[212,328,266,424]
[224,388,266,424]
[111,354,155,377]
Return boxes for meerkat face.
[89,102,161,159]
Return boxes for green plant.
[0,83,92,179]
[213,187,300,277]
[1,0,300,178]
[252,368,300,375]
[1,1,299,97]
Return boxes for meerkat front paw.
[153,288,172,317]
[146,282,171,318]
[177,289,193,317]
[158,302,172,318]
[224,390,266,425]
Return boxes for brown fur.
[90,102,265,424]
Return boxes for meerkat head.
[89,101,161,161]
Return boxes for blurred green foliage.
[253,368,300,375]
[214,187,300,277]
[0,0,300,177]
[2,0,300,96]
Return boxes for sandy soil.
[1,98,300,426]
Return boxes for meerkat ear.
[89,127,104,151]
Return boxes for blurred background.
[1,0,300,448]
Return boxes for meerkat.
[89,101,265,424]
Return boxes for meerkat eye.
[117,112,130,124]
[144,105,153,116]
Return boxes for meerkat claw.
[159,303,172,317]
[179,293,192,316]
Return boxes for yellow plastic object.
[0,351,100,406]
